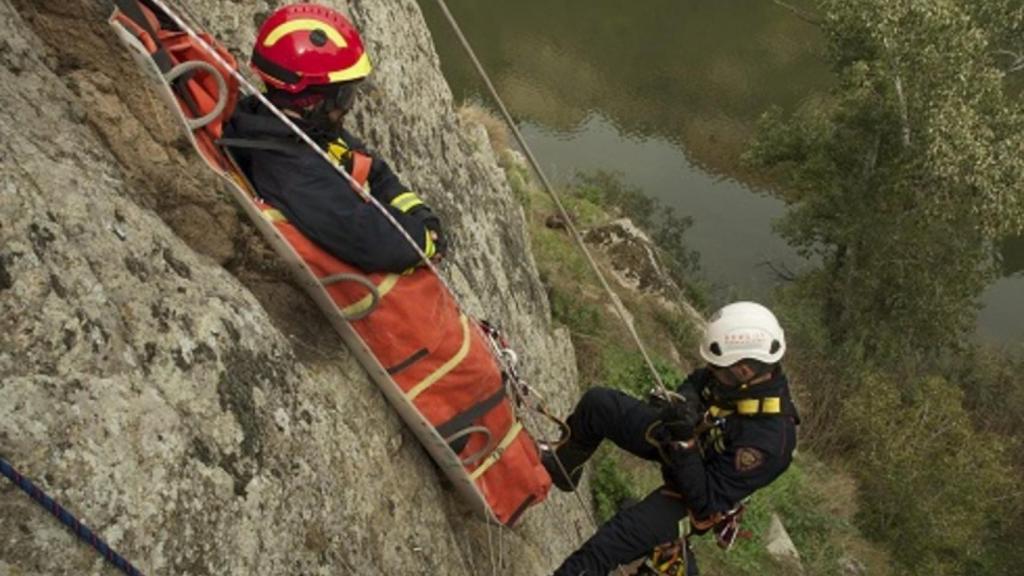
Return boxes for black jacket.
[225,96,442,273]
[663,368,799,519]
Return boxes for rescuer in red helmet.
[226,3,445,273]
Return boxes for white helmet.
[699,302,786,367]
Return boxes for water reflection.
[520,114,802,294]
[419,0,1023,342]
[420,0,830,174]
[1000,236,1024,277]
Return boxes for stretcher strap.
[436,387,507,439]
[406,315,470,401]
[113,0,173,72]
[350,152,372,188]
[340,274,399,318]
[470,421,523,481]
[386,348,429,376]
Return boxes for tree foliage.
[746,0,1024,358]
[841,372,1020,575]
[746,2,1024,573]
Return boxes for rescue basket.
[109,0,550,526]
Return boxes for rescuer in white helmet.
[544,302,799,576]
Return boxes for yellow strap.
[470,421,523,480]
[708,405,732,418]
[327,141,348,165]
[712,397,783,417]
[406,315,470,401]
[735,399,761,415]
[424,229,436,259]
[339,274,399,318]
[261,208,288,223]
[390,191,424,213]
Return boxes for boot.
[541,440,595,492]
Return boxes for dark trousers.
[553,388,699,576]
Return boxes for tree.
[747,0,1024,359]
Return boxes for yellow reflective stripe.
[735,399,760,415]
[761,397,781,414]
[406,315,470,401]
[390,192,424,213]
[327,53,373,83]
[262,208,288,223]
[263,20,347,48]
[718,397,783,416]
[708,405,732,418]
[327,142,348,165]
[339,274,399,318]
[424,230,436,259]
[470,422,523,480]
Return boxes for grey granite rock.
[0,0,586,574]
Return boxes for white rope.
[429,0,672,399]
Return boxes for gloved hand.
[410,206,447,260]
[657,399,700,442]
[423,215,448,259]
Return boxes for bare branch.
[883,35,912,148]
[757,260,799,282]
[769,0,823,26]
[994,49,1024,73]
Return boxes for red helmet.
[251,3,372,94]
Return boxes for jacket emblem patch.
[735,447,765,472]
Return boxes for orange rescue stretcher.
[109,0,550,526]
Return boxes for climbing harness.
[637,500,750,575]
[480,320,598,538]
[0,457,144,576]
[640,537,691,576]
[480,320,570,443]
[712,504,751,550]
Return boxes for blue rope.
[0,456,145,576]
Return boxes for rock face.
[765,513,803,573]
[584,218,705,328]
[0,1,585,574]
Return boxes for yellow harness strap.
[470,422,524,480]
[406,315,471,401]
[708,397,783,418]
[261,207,288,223]
[327,139,373,196]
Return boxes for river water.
[417,0,1023,343]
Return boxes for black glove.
[656,397,701,442]
[423,216,448,259]
[413,209,447,259]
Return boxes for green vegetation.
[463,103,893,575]
[746,0,1024,359]
[459,2,1024,574]
[745,1,1024,574]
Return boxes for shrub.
[842,373,1017,575]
